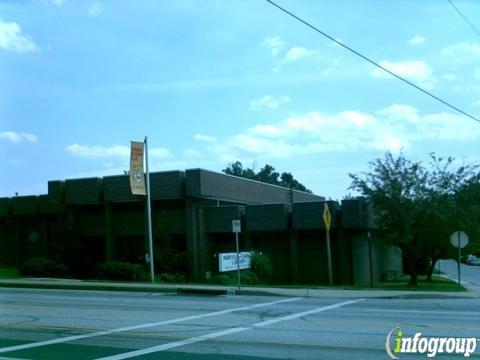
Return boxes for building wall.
[0,169,394,285]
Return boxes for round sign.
[450,231,469,249]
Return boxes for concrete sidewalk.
[0,277,476,299]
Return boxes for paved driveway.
[438,259,480,289]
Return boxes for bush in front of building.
[208,270,259,285]
[20,258,69,278]
[158,272,186,283]
[94,261,147,281]
[208,273,234,285]
[250,251,273,283]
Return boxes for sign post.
[144,137,154,284]
[450,231,469,288]
[130,138,154,284]
[323,203,333,286]
[232,220,241,290]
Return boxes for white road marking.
[253,299,364,327]
[95,327,248,360]
[95,298,364,360]
[0,297,301,354]
[363,308,480,316]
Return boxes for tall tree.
[350,152,479,285]
[223,162,312,193]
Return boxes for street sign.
[218,252,252,272]
[232,220,241,233]
[323,203,332,231]
[450,231,469,249]
[323,202,333,286]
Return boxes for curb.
[0,279,476,300]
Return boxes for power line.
[265,0,480,124]
[447,0,480,39]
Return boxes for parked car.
[467,255,480,266]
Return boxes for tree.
[223,161,312,193]
[350,152,479,285]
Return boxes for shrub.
[208,274,234,285]
[20,258,69,278]
[158,272,186,283]
[207,270,259,285]
[94,261,147,281]
[240,270,259,285]
[250,251,273,282]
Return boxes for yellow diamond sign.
[323,203,331,231]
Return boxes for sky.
[1,0,480,200]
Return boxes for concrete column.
[186,198,200,281]
[351,231,381,286]
[289,231,299,284]
[104,202,114,260]
[197,206,208,280]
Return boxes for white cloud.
[66,144,171,160]
[198,104,480,162]
[0,20,39,53]
[40,0,65,5]
[471,99,480,107]
[260,36,284,56]
[183,147,201,158]
[370,60,436,89]
[441,42,480,57]
[9,158,24,166]
[407,36,426,45]
[443,73,460,81]
[283,47,317,62]
[194,133,216,143]
[249,95,290,110]
[0,131,38,143]
[475,68,480,80]
[88,2,102,16]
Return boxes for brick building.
[0,169,402,285]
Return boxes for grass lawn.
[370,275,466,292]
[0,268,19,279]
[232,275,466,292]
[317,275,465,292]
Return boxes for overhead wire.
[447,0,480,40]
[265,0,480,124]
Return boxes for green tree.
[350,152,479,285]
[223,162,312,193]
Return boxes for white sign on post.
[450,231,469,249]
[232,220,241,233]
[450,230,469,288]
[219,252,252,272]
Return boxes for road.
[438,259,480,288]
[0,288,479,359]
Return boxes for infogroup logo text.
[385,327,478,358]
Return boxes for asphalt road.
[0,288,479,359]
[438,259,480,288]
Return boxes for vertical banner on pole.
[129,141,146,196]
[130,139,154,283]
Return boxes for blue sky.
[1,0,480,200]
